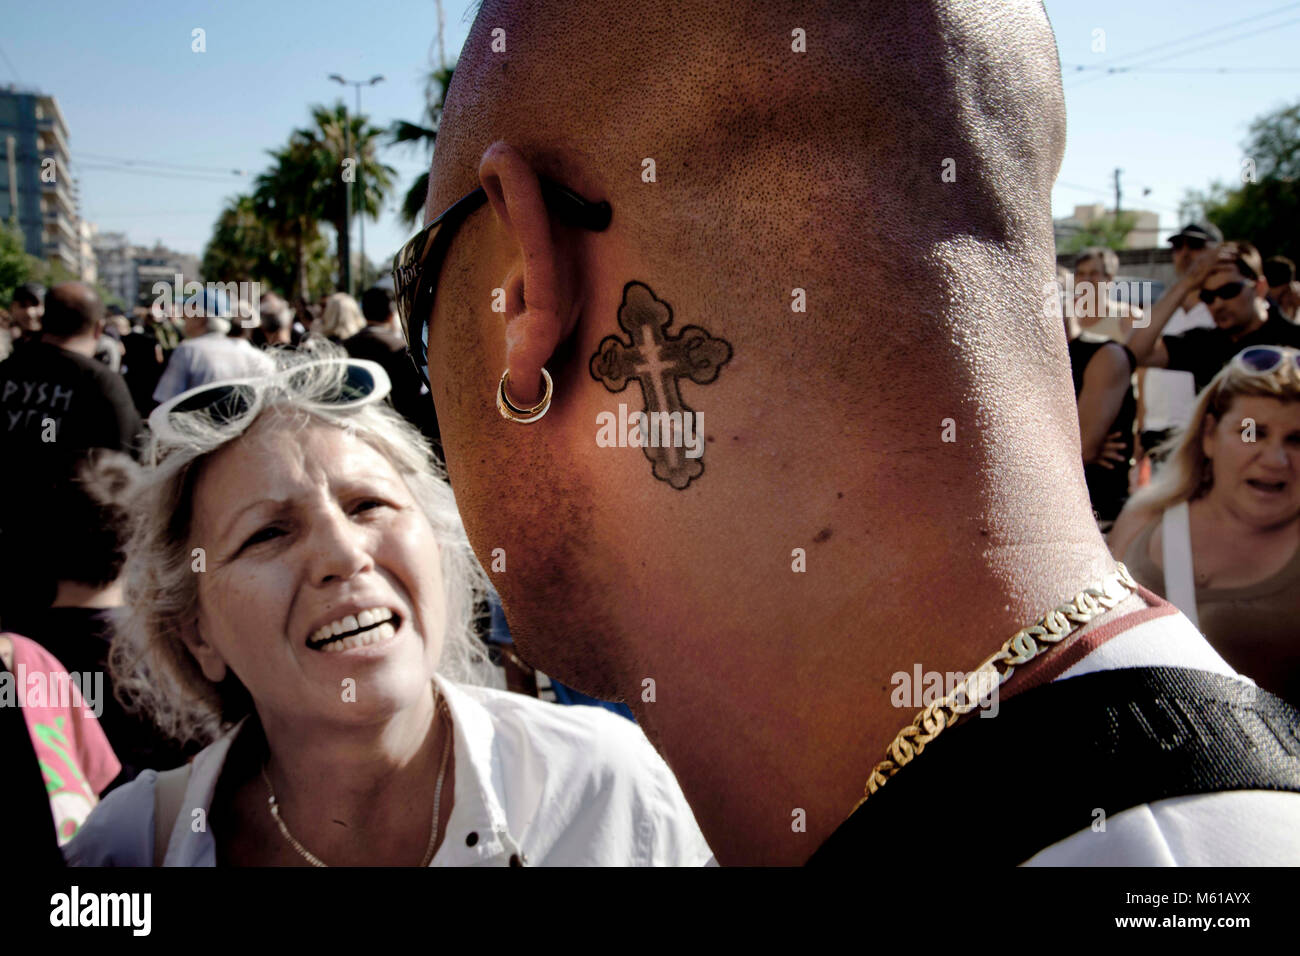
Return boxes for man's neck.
[40,333,97,358]
[626,465,1120,865]
[1229,301,1269,341]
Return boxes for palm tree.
[203,196,274,287]
[292,102,396,291]
[390,65,454,228]
[253,142,328,301]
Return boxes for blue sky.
[3,0,1297,276]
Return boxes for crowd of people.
[0,276,690,865]
[1,0,1298,870]
[1065,225,1300,704]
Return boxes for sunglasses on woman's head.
[1233,346,1300,375]
[1199,281,1250,304]
[147,359,392,452]
[391,177,613,390]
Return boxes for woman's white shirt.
[64,676,713,867]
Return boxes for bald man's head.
[421,0,1084,695]
[42,282,105,339]
[427,0,1072,436]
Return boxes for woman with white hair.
[1109,346,1300,703]
[66,347,711,866]
[315,292,367,344]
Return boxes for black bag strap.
[807,667,1300,866]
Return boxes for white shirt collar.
[165,680,527,866]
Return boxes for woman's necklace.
[261,697,452,867]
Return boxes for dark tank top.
[1124,515,1300,704]
[1069,335,1137,523]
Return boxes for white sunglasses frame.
[146,359,392,452]
[1232,345,1300,376]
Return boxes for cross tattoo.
[590,281,732,489]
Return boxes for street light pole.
[328,73,385,295]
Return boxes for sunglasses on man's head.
[1199,281,1251,305]
[1233,345,1300,375]
[391,177,613,391]
[1171,237,1207,251]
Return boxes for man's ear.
[478,142,574,406]
[180,617,228,684]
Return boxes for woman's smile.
[305,606,404,652]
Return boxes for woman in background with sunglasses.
[66,346,711,866]
[1109,346,1300,704]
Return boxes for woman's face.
[185,413,446,729]
[1204,395,1300,528]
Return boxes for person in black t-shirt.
[4,450,195,786]
[120,309,166,416]
[0,283,142,465]
[0,283,143,625]
[1129,241,1300,393]
[347,286,442,456]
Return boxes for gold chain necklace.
[856,563,1138,809]
[262,697,453,867]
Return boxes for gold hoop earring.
[497,368,553,423]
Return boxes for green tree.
[1182,100,1300,264]
[253,142,332,300]
[0,219,96,305]
[292,102,396,292]
[1058,212,1137,255]
[0,217,30,305]
[204,195,274,285]
[390,65,454,228]
[203,194,333,302]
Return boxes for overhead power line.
[78,152,247,176]
[1063,66,1300,74]
[76,162,246,185]
[1064,4,1300,88]
[1055,181,1182,218]
[1070,0,1300,72]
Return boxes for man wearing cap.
[1134,223,1220,459]
[1129,239,1300,393]
[152,288,274,403]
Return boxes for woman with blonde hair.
[1109,346,1300,702]
[315,292,367,343]
[65,346,711,866]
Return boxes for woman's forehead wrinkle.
[191,423,313,541]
